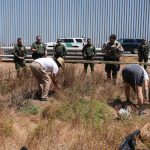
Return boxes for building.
[0,0,150,47]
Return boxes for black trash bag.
[119,130,141,150]
[20,147,28,150]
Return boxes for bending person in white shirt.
[30,57,64,101]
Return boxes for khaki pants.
[30,61,51,99]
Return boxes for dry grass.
[25,114,148,150]
[0,62,37,109]
[0,111,14,137]
[0,58,150,150]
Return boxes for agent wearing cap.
[102,34,124,84]
[30,57,64,100]
[31,35,47,60]
[54,38,67,59]
[12,38,27,78]
[82,38,96,73]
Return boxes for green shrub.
[43,99,115,127]
[21,105,39,115]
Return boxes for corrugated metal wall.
[0,0,150,47]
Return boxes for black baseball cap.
[87,38,91,42]
[109,34,116,40]
[57,38,61,42]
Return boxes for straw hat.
[56,57,64,67]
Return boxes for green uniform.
[82,44,96,73]
[138,44,149,69]
[102,41,123,81]
[54,44,67,59]
[31,42,46,59]
[12,44,27,78]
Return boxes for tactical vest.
[13,45,26,61]
[32,42,46,59]
[105,43,120,61]
[84,45,95,57]
[55,45,64,53]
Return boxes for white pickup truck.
[45,38,85,48]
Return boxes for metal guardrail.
[0,47,104,62]
[0,47,138,63]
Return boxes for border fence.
[0,0,150,47]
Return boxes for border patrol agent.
[54,38,67,59]
[138,40,149,70]
[82,38,96,73]
[12,38,27,78]
[31,36,47,60]
[102,34,124,83]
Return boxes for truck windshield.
[76,39,83,43]
[63,39,74,43]
[136,39,144,44]
[123,39,134,43]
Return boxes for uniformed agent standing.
[102,34,124,83]
[12,38,27,78]
[82,38,96,73]
[54,39,67,59]
[138,40,149,70]
[31,36,47,60]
